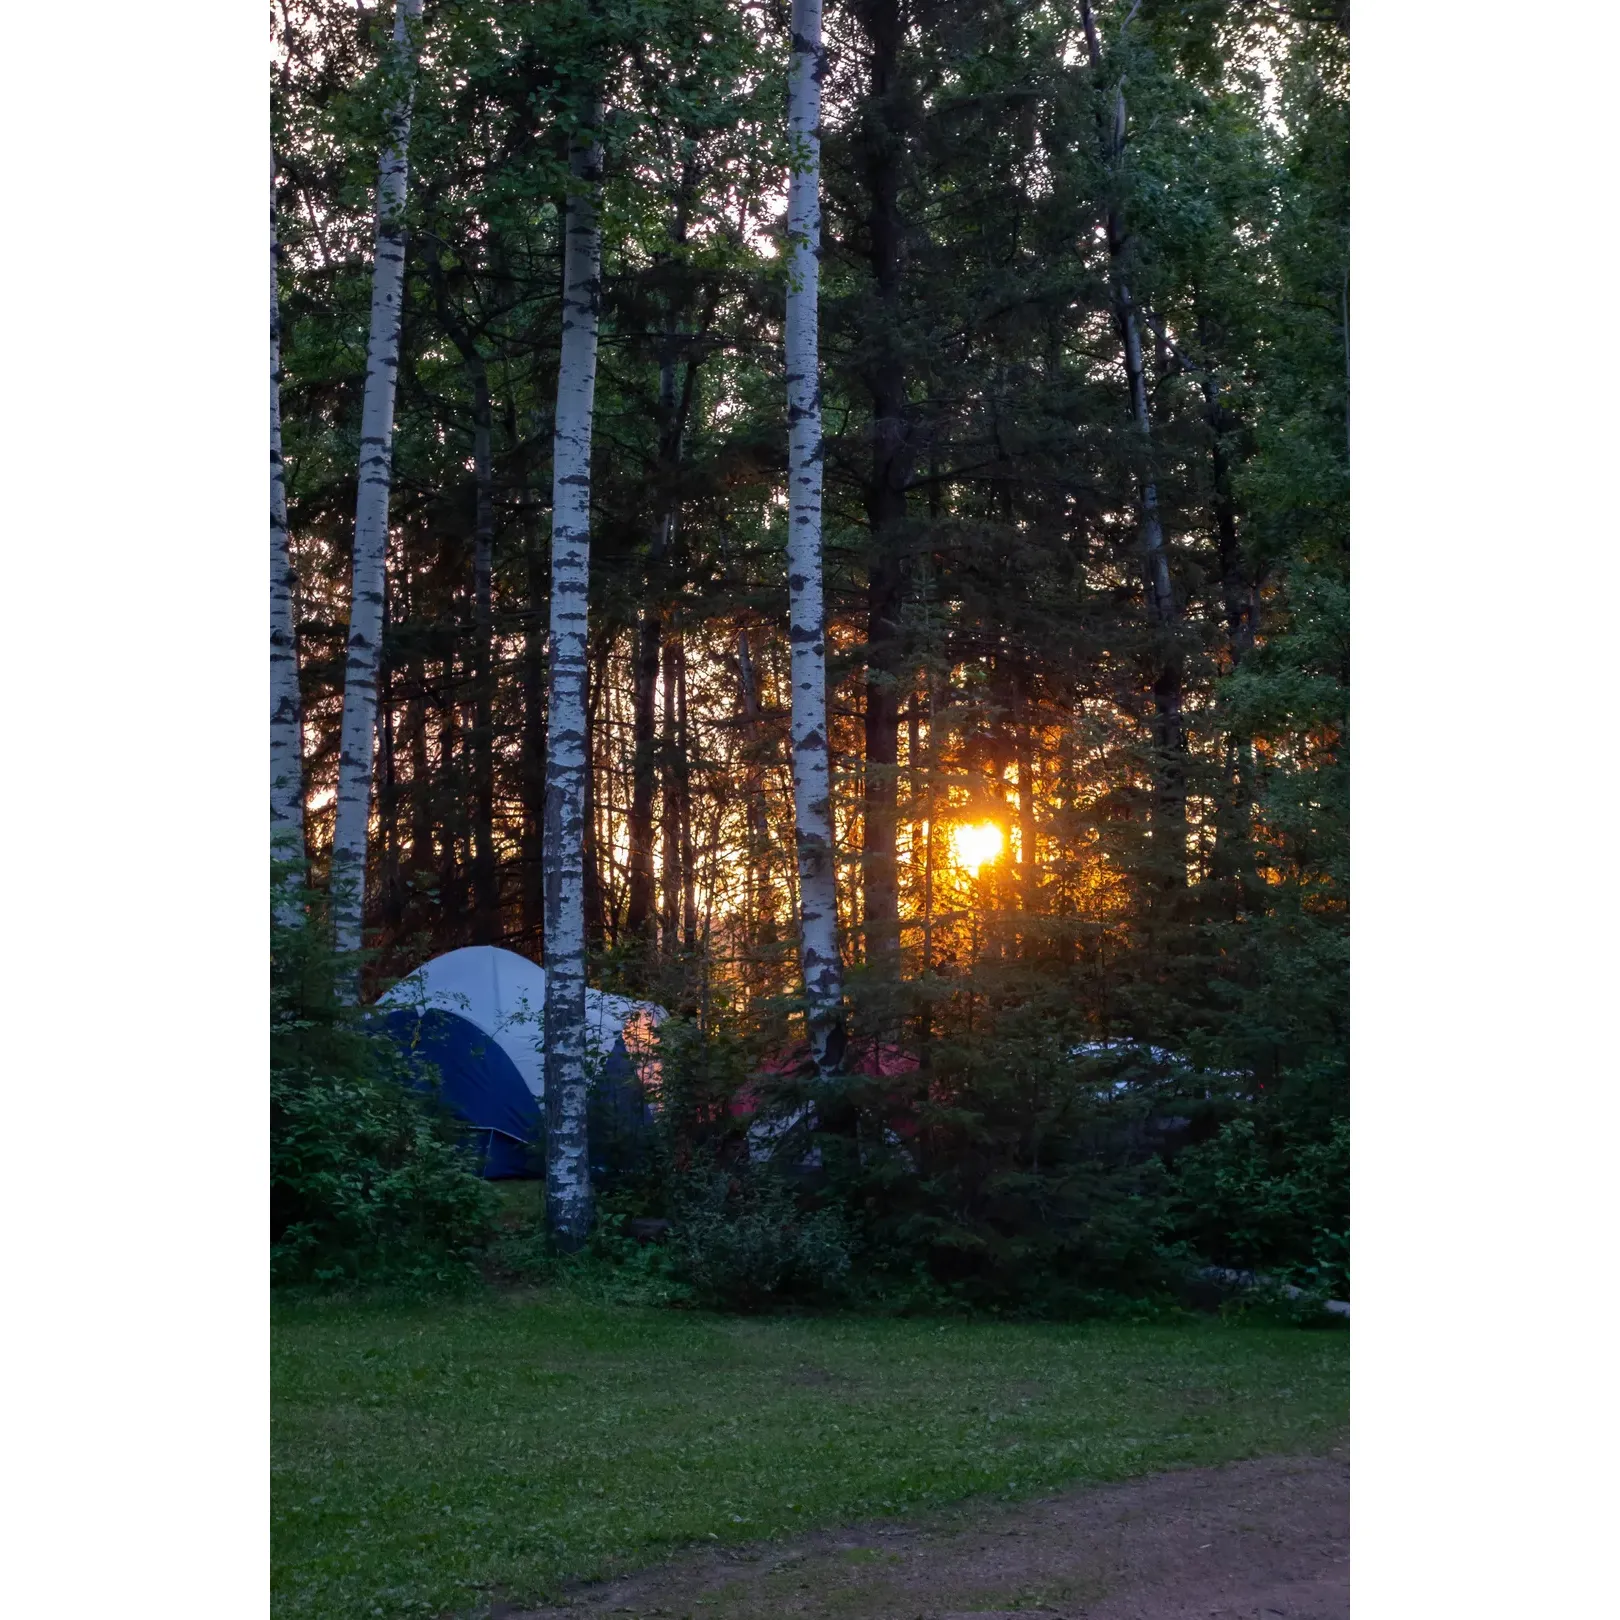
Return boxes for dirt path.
[505,1451,1348,1619]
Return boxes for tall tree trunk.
[736,626,775,930]
[1198,359,1259,908]
[660,634,681,957]
[1014,671,1038,945]
[378,579,403,936]
[408,652,433,882]
[467,350,500,942]
[628,341,682,950]
[543,115,602,1250]
[426,256,504,943]
[330,0,423,966]
[270,157,304,913]
[1141,305,1261,904]
[676,636,697,952]
[628,235,706,955]
[437,652,463,937]
[1080,0,1186,884]
[1202,369,1257,663]
[920,671,937,977]
[858,0,907,981]
[785,0,846,1076]
[522,524,548,950]
[583,627,611,950]
[627,609,661,941]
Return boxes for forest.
[270,0,1348,1312]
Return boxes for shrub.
[669,1163,852,1311]
[1170,1114,1348,1296]
[808,1021,1184,1317]
[270,873,496,1287]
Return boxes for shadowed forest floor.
[504,1451,1348,1620]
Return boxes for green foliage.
[669,1162,853,1311]
[634,1006,1190,1317]
[271,1068,497,1289]
[1170,1116,1348,1297]
[811,1038,1178,1317]
[271,875,496,1288]
[272,0,1352,1314]
[604,1001,1344,1318]
[482,1183,694,1306]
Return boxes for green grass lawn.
[272,1292,1347,1620]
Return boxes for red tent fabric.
[732,1041,923,1133]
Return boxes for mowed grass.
[272,1293,1347,1620]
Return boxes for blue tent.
[376,1004,654,1181]
[379,1007,541,1178]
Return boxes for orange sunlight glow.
[951,821,1003,876]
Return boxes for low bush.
[669,1162,854,1311]
[271,874,496,1288]
[1169,1115,1348,1298]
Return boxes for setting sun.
[951,821,1003,876]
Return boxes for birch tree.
[331,0,423,962]
[543,115,604,1249]
[785,0,846,1077]
[270,155,304,908]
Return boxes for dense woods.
[272,0,1348,1303]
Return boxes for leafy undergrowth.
[271,1293,1347,1620]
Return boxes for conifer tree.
[1080,0,1186,878]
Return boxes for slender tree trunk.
[1202,371,1257,662]
[863,563,904,971]
[1014,672,1038,945]
[627,610,661,941]
[628,252,706,954]
[425,255,504,942]
[1199,363,1260,908]
[437,652,463,936]
[270,157,305,912]
[676,636,697,952]
[408,658,433,880]
[543,115,602,1250]
[522,523,548,950]
[330,0,423,967]
[785,0,846,1076]
[736,627,775,929]
[921,673,937,976]
[467,350,500,942]
[583,627,611,951]
[378,580,403,935]
[628,334,682,952]
[1080,0,1186,884]
[858,0,907,981]
[504,368,546,952]
[660,634,681,957]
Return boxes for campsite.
[270,1,1348,1616]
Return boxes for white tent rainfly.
[377,944,666,1099]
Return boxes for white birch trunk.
[543,119,603,1248]
[270,154,304,912]
[330,0,423,964]
[785,0,846,1076]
